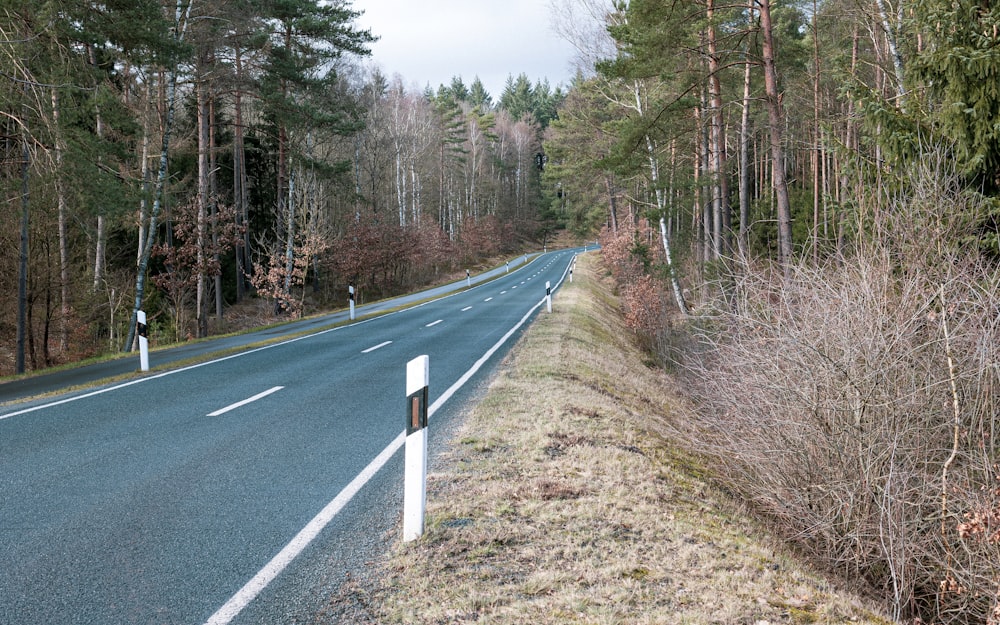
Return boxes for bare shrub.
[674,153,1000,624]
[600,220,679,361]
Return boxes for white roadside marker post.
[403,355,429,542]
[348,284,355,321]
[466,269,471,287]
[546,281,552,313]
[137,310,150,372]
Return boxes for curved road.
[0,249,583,625]
[0,253,540,405]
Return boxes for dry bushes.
[375,254,890,625]
[599,220,676,357]
[674,159,1000,623]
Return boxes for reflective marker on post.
[546,280,552,313]
[403,355,429,542]
[137,310,150,372]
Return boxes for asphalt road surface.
[0,253,541,405]
[0,249,583,625]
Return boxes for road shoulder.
[331,253,892,624]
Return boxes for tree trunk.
[633,80,689,315]
[838,27,860,259]
[874,0,905,105]
[738,7,753,258]
[210,94,222,321]
[94,216,106,291]
[124,0,191,351]
[196,68,209,338]
[280,168,296,314]
[604,175,619,234]
[17,101,30,374]
[706,0,730,258]
[233,42,249,302]
[90,45,110,293]
[52,88,70,352]
[135,76,152,275]
[759,0,795,276]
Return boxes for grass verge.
[333,253,892,625]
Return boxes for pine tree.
[911,0,1000,194]
[257,0,374,311]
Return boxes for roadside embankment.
[343,252,892,624]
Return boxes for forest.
[544,0,1000,623]
[0,0,565,374]
[5,0,1000,621]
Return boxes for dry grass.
[362,254,892,625]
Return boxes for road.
[0,249,582,625]
[0,253,539,404]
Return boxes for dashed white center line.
[462,306,473,311]
[500,290,507,294]
[362,341,392,353]
[208,386,284,417]
[425,320,443,328]
[484,297,493,302]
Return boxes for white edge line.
[207,386,284,417]
[0,252,549,422]
[1,249,575,423]
[202,431,406,625]
[361,340,392,354]
[205,283,552,625]
[427,295,546,417]
[5,251,577,625]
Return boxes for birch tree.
[124,0,194,351]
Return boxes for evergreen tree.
[444,75,470,102]
[468,77,492,111]
[499,73,535,122]
[257,0,373,310]
[531,78,564,128]
[542,78,617,235]
[431,91,468,238]
[911,0,1000,194]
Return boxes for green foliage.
[258,0,374,135]
[468,78,492,111]
[498,73,564,128]
[910,0,1000,193]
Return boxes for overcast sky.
[352,0,581,99]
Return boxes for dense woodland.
[4,0,1000,621]
[548,0,1000,623]
[0,0,565,373]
